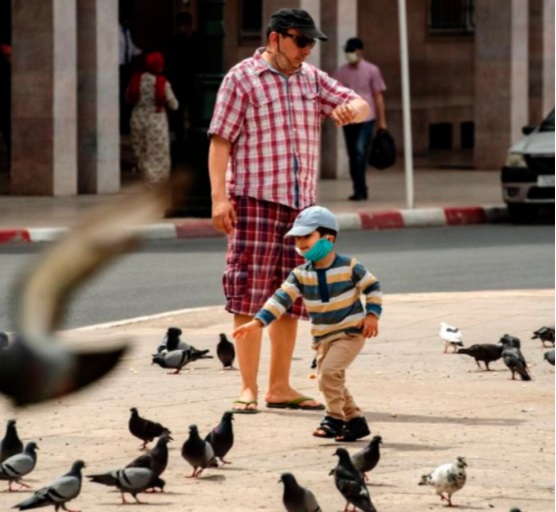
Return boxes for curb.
[0,205,509,245]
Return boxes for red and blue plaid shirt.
[208,49,360,209]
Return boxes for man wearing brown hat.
[208,9,370,413]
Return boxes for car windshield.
[539,109,555,132]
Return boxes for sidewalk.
[0,290,553,511]
[0,155,509,244]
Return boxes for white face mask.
[345,52,358,64]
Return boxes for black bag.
[368,129,396,170]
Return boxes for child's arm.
[233,318,263,340]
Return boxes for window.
[428,0,475,35]
[239,0,262,44]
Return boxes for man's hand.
[211,197,237,235]
[233,319,263,341]
[358,314,379,338]
[331,102,358,127]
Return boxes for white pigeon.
[439,322,464,353]
[419,456,467,506]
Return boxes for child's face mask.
[296,238,335,262]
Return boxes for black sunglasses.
[282,32,316,49]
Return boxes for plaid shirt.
[208,49,360,209]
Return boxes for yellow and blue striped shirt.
[255,254,382,343]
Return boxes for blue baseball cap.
[285,206,339,237]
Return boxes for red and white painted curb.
[0,205,509,245]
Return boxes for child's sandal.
[313,416,345,438]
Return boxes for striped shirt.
[208,49,360,209]
[255,254,382,343]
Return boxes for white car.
[501,109,555,222]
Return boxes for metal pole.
[397,0,414,209]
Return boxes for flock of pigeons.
[0,322,551,511]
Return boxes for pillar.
[76,0,120,194]
[474,0,528,170]
[11,0,78,195]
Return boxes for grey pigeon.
[156,327,190,353]
[332,448,377,512]
[500,338,531,381]
[0,419,23,463]
[0,441,38,491]
[544,349,555,366]
[88,467,164,504]
[0,331,9,349]
[532,326,555,347]
[13,459,85,511]
[439,322,464,353]
[216,333,235,369]
[204,411,234,464]
[181,425,218,478]
[0,183,178,406]
[152,346,212,374]
[419,456,467,507]
[128,407,171,450]
[499,334,521,349]
[126,430,172,486]
[279,472,322,512]
[457,344,503,371]
[351,435,382,482]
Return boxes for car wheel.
[507,203,537,224]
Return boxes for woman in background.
[126,52,178,184]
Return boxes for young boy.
[233,206,382,442]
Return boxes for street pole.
[397,0,415,209]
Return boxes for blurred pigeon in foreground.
[126,431,172,488]
[13,460,84,511]
[128,407,171,450]
[88,467,164,504]
[181,425,218,478]
[351,435,382,482]
[156,327,190,353]
[205,411,234,465]
[279,472,322,512]
[0,419,23,463]
[500,338,531,381]
[216,333,235,369]
[439,322,464,353]
[532,326,555,347]
[152,346,212,374]
[332,448,376,512]
[0,441,38,491]
[419,456,467,507]
[0,183,176,406]
[457,344,503,371]
[544,349,555,366]
[499,334,521,349]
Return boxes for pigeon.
[88,467,164,504]
[156,327,190,353]
[126,430,172,486]
[0,181,179,406]
[532,326,555,347]
[13,459,85,511]
[543,349,555,366]
[332,448,377,512]
[204,411,234,465]
[0,419,24,463]
[500,338,531,381]
[439,322,464,353]
[279,472,322,512]
[0,331,9,349]
[128,407,171,450]
[181,425,218,478]
[499,334,521,349]
[351,435,382,482]
[0,441,38,491]
[152,346,212,374]
[310,357,317,369]
[457,344,503,371]
[419,456,467,507]
[216,333,235,369]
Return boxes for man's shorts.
[223,196,309,319]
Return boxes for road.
[0,224,553,330]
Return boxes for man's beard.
[270,41,301,75]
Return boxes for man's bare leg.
[265,316,321,407]
[232,314,262,411]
